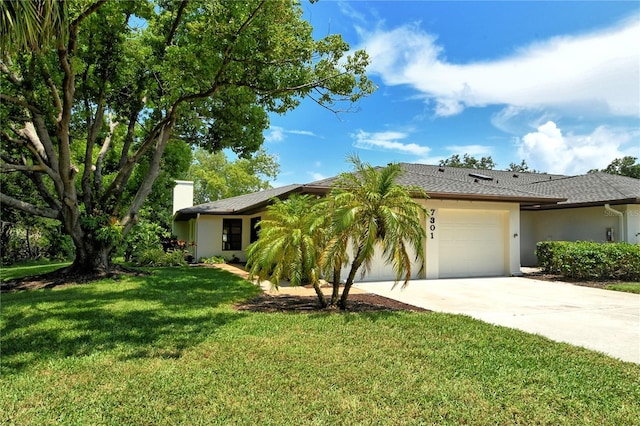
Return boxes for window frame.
[222,218,242,251]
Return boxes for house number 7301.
[429,209,436,239]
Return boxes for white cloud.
[308,172,326,181]
[265,126,285,143]
[517,121,636,174]
[352,129,431,156]
[265,126,318,143]
[360,18,640,118]
[289,130,318,137]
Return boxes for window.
[250,217,261,243]
[222,219,242,251]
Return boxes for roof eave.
[523,198,640,210]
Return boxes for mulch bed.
[521,271,631,289]
[234,293,428,313]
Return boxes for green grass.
[606,282,640,294]
[2,266,639,425]
[1,260,72,281]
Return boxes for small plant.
[137,248,187,267]
[200,255,227,264]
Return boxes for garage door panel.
[439,209,506,278]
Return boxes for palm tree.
[324,156,428,310]
[0,0,68,53]
[246,194,328,308]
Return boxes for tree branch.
[0,59,22,86]
[70,0,108,29]
[173,0,268,106]
[0,192,60,219]
[0,162,45,173]
[121,120,174,232]
[0,94,41,114]
[94,114,117,191]
[37,58,63,120]
[166,0,189,47]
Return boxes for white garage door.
[439,209,507,278]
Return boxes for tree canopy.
[439,154,496,170]
[439,154,540,173]
[590,156,640,179]
[0,0,374,275]
[187,148,279,205]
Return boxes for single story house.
[172,164,640,281]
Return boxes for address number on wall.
[429,209,436,239]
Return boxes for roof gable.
[174,184,302,219]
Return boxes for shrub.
[136,248,188,267]
[536,241,640,281]
[123,221,165,262]
[200,256,227,264]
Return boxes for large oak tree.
[0,0,374,276]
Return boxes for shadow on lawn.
[1,267,259,373]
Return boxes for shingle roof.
[174,184,302,219]
[526,172,640,205]
[306,163,566,203]
[175,164,640,219]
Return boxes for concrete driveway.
[354,277,640,364]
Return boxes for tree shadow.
[1,267,259,373]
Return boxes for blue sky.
[263,1,640,186]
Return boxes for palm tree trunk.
[312,281,328,308]
[330,266,341,306]
[338,257,364,310]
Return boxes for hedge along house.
[172,164,640,280]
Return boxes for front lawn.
[0,260,72,281]
[2,266,639,425]
[606,282,640,294]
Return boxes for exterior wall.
[172,180,194,214]
[626,205,640,245]
[419,199,521,279]
[193,213,263,262]
[520,204,638,266]
[338,238,424,283]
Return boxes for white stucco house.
[172,164,640,281]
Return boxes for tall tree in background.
[590,156,640,179]
[506,160,538,173]
[439,154,496,170]
[439,154,542,173]
[187,148,279,205]
[0,0,374,276]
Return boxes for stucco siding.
[189,214,263,262]
[520,205,630,266]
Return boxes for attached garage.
[422,199,521,280]
[438,209,507,278]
